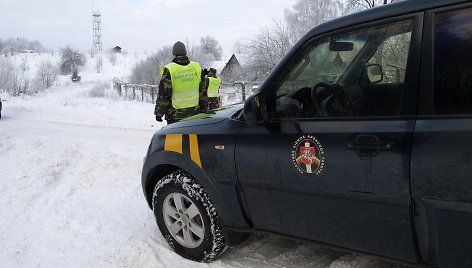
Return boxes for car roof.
[305,0,469,39]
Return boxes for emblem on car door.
[291,135,325,175]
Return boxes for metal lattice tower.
[92,11,103,53]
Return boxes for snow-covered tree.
[96,56,103,73]
[285,0,343,42]
[108,52,117,66]
[233,41,250,54]
[247,19,292,81]
[0,57,29,95]
[184,38,215,68]
[199,36,223,60]
[346,0,402,13]
[59,46,86,75]
[130,37,224,85]
[130,46,173,85]
[36,61,58,89]
[0,58,16,93]
[0,38,46,55]
[245,0,345,81]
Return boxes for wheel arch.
[142,151,247,229]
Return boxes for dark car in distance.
[142,0,472,267]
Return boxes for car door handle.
[347,135,394,157]
[346,142,394,150]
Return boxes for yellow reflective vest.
[162,61,202,109]
[207,77,222,98]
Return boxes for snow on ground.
[0,53,411,268]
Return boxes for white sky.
[0,0,297,58]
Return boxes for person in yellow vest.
[154,41,207,124]
[205,68,222,110]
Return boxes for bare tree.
[346,0,401,13]
[244,0,345,81]
[0,57,30,95]
[233,41,250,54]
[199,36,223,60]
[0,37,46,55]
[130,37,224,85]
[108,52,117,66]
[285,0,343,42]
[185,38,214,68]
[0,58,16,93]
[247,19,292,81]
[96,56,103,73]
[130,46,173,85]
[36,61,58,89]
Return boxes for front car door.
[236,14,423,262]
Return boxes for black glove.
[155,115,163,122]
[202,68,209,76]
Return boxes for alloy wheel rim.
[162,192,205,248]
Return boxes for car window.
[274,19,413,119]
[434,7,472,115]
[367,31,411,84]
[276,39,365,98]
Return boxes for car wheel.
[152,170,227,262]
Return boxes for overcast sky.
[0,0,297,58]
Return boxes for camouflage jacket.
[154,56,207,123]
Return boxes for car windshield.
[277,37,366,98]
[274,19,413,118]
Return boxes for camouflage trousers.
[208,97,220,110]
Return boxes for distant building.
[112,46,122,53]
[219,54,249,82]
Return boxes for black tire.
[152,170,227,262]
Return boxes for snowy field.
[0,53,410,268]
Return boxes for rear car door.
[411,4,472,268]
[236,14,423,262]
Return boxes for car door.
[235,14,422,262]
[411,4,472,268]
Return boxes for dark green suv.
[142,0,472,266]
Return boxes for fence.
[112,82,158,103]
[112,80,262,105]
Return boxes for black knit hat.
[172,41,187,56]
[209,68,217,74]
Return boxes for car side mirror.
[366,64,383,84]
[243,92,266,126]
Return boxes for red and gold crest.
[291,136,325,175]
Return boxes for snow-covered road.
[0,87,410,268]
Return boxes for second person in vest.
[205,68,222,110]
[154,41,207,124]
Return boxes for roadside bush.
[87,82,110,98]
[35,61,58,89]
[0,57,30,95]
